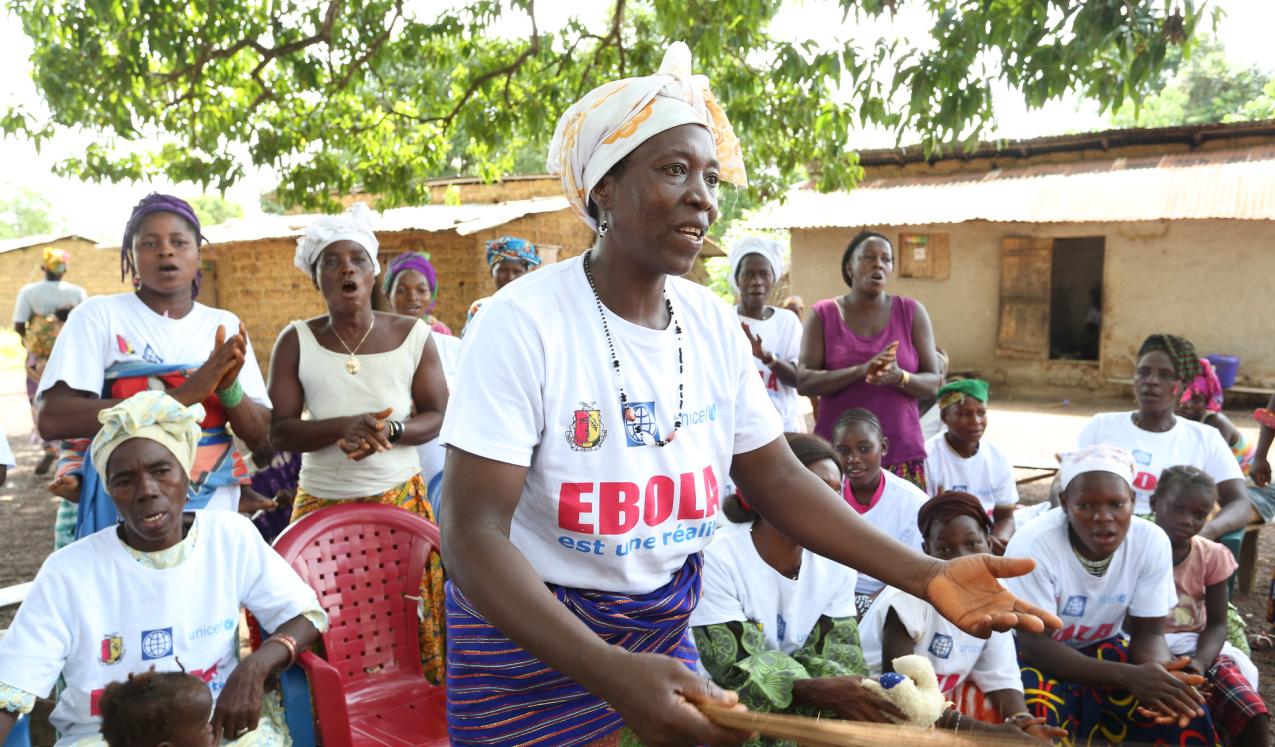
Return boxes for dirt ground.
[1,365,1271,740]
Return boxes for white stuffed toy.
[860,654,948,727]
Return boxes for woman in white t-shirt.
[267,203,449,683]
[729,237,805,432]
[1007,445,1216,745]
[37,194,272,541]
[692,432,905,726]
[831,408,928,612]
[862,491,1064,741]
[0,392,327,746]
[439,43,1057,747]
[1074,334,1248,537]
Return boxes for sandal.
[1254,408,1275,430]
[1249,630,1275,651]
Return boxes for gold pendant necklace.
[331,316,375,375]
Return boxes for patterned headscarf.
[1180,357,1224,413]
[293,202,380,279]
[727,236,785,294]
[485,236,540,273]
[1137,333,1201,382]
[42,246,69,275]
[546,41,747,232]
[120,193,206,297]
[937,379,990,412]
[917,491,992,538]
[383,252,440,310]
[90,390,205,485]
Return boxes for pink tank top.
[812,295,925,465]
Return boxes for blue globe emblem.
[141,627,174,660]
[624,402,660,446]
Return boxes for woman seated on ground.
[692,432,902,734]
[1073,334,1249,539]
[0,391,326,746]
[1175,358,1253,474]
[799,231,942,490]
[267,202,449,683]
[1008,445,1216,746]
[833,408,928,616]
[462,236,541,335]
[384,251,453,336]
[923,379,1017,552]
[860,491,1064,742]
[37,194,272,545]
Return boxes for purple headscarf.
[120,193,206,297]
[383,252,440,311]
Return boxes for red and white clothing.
[842,470,927,596]
[923,432,1018,513]
[1164,535,1257,689]
[860,586,1022,696]
[691,528,858,654]
[1076,412,1242,515]
[440,255,783,594]
[737,307,804,431]
[1004,507,1175,648]
[0,512,321,745]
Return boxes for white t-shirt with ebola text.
[736,307,804,431]
[1004,507,1175,649]
[441,256,783,594]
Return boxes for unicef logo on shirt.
[141,627,174,661]
[623,402,661,447]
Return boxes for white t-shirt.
[440,256,783,594]
[1077,412,1243,515]
[923,432,1018,512]
[737,307,804,431]
[1004,507,1175,648]
[0,512,320,746]
[691,527,858,654]
[843,470,928,596]
[417,333,462,514]
[13,279,87,323]
[36,294,270,512]
[0,435,13,468]
[860,586,1022,695]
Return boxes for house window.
[1048,237,1104,362]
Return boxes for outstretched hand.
[740,322,768,363]
[925,555,1062,638]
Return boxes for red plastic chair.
[271,503,449,746]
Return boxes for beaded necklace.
[1069,530,1113,577]
[582,250,683,447]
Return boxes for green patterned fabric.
[1226,601,1251,656]
[693,616,868,747]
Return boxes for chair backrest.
[272,503,439,684]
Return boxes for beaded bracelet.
[216,379,245,408]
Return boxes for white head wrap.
[90,390,205,486]
[1058,444,1136,491]
[546,41,747,231]
[293,202,381,278]
[727,236,786,294]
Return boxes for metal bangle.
[266,633,298,667]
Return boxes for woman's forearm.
[397,410,444,447]
[1018,632,1131,688]
[269,416,351,453]
[796,364,868,396]
[899,371,941,399]
[225,399,271,453]
[38,394,120,440]
[1194,623,1228,672]
[1200,479,1251,539]
[769,359,799,388]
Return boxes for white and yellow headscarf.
[90,391,205,485]
[546,41,747,231]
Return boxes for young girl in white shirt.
[1008,445,1217,746]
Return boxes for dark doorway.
[1049,237,1104,361]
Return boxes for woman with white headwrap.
[439,42,1059,747]
[0,391,327,746]
[266,202,450,683]
[729,236,805,431]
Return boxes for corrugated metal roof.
[0,233,97,255]
[200,196,571,245]
[750,146,1275,229]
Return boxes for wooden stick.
[697,703,1023,747]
